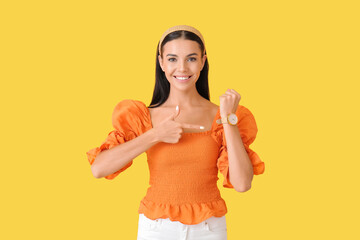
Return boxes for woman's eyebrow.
[166,53,198,57]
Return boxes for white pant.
[137,213,227,240]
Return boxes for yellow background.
[1,0,359,239]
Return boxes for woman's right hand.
[153,105,204,144]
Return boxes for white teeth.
[175,76,190,80]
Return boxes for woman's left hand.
[219,88,241,118]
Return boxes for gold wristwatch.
[216,113,238,126]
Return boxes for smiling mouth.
[174,75,192,80]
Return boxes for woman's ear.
[201,54,207,70]
[158,54,164,71]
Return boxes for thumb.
[167,105,180,121]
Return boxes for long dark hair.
[148,30,210,108]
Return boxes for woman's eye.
[167,57,196,62]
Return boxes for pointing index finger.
[181,122,205,130]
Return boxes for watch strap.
[216,117,228,124]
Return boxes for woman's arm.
[91,129,159,178]
[223,123,254,192]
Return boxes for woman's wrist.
[220,112,231,119]
[146,128,161,144]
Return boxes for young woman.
[86,25,265,240]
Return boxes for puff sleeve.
[216,105,265,188]
[86,99,150,180]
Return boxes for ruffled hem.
[138,198,228,225]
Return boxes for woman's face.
[158,38,207,89]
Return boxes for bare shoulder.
[205,101,219,114]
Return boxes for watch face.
[228,113,238,125]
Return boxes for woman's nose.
[178,61,187,72]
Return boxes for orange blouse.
[86,99,264,225]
